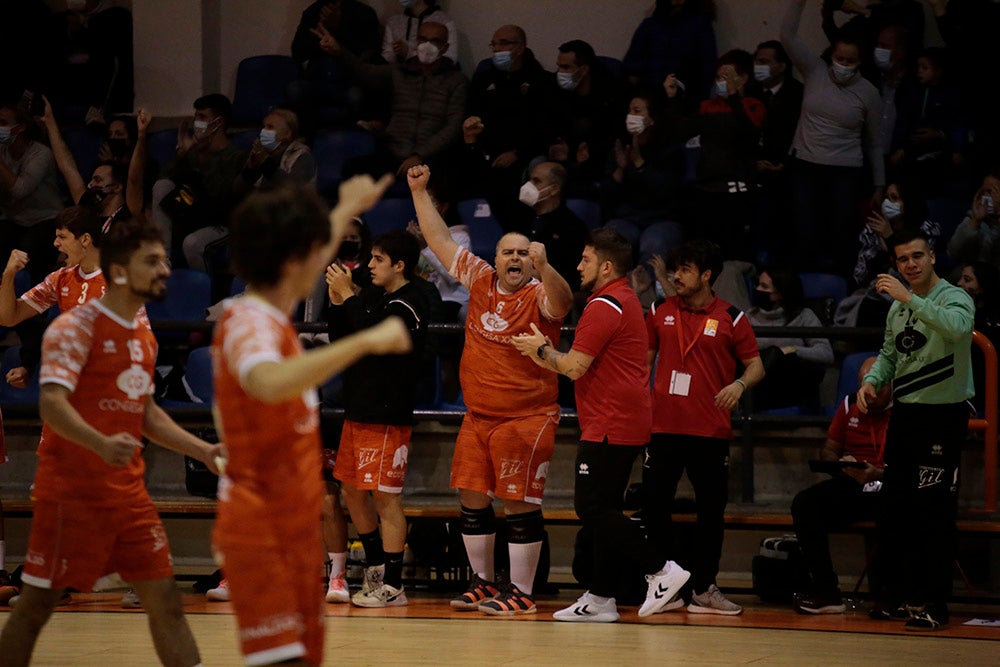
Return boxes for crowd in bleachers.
[2,0,1000,634]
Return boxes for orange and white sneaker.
[206,579,230,602]
[326,572,350,604]
[478,583,536,616]
[450,574,499,610]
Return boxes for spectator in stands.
[820,0,924,67]
[946,168,1000,270]
[325,229,428,608]
[958,261,1000,415]
[889,47,967,196]
[859,228,974,630]
[382,0,457,65]
[152,93,246,270]
[748,266,834,411]
[326,21,467,180]
[622,0,718,101]
[792,356,890,615]
[926,0,1000,176]
[548,39,621,199]
[511,227,691,623]
[602,93,685,267]
[48,0,134,123]
[662,49,766,261]
[459,25,555,218]
[507,161,590,292]
[751,40,803,263]
[0,104,64,285]
[289,0,382,134]
[235,109,316,194]
[872,26,916,164]
[643,239,764,616]
[408,163,574,618]
[781,0,884,276]
[99,113,159,204]
[38,96,133,230]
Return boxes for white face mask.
[626,114,646,135]
[193,119,210,136]
[714,79,729,98]
[519,181,551,208]
[416,41,441,65]
[873,47,893,71]
[830,62,858,85]
[557,71,579,91]
[753,64,771,82]
[881,199,902,220]
[259,129,280,151]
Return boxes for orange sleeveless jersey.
[33,300,158,506]
[451,248,563,417]
[21,266,107,314]
[211,296,324,548]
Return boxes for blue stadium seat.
[457,198,504,262]
[362,198,416,237]
[146,129,178,173]
[229,275,247,296]
[145,269,212,322]
[229,129,259,151]
[313,129,377,199]
[800,273,848,303]
[230,55,301,127]
[566,198,602,230]
[835,351,879,406]
[0,345,40,406]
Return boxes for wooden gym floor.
[2,588,998,665]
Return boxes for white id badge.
[669,370,692,396]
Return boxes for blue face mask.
[873,47,893,71]
[881,199,902,220]
[0,125,15,145]
[492,50,514,71]
[259,129,280,151]
[714,79,729,98]
[753,64,771,82]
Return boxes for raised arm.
[407,164,460,269]
[0,251,38,326]
[39,96,86,202]
[126,108,151,222]
[781,0,821,77]
[325,173,393,260]
[529,242,573,320]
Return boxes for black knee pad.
[506,509,544,544]
[460,505,496,536]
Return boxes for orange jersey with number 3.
[21,266,107,314]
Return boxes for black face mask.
[106,138,131,158]
[338,240,361,260]
[752,289,774,311]
[78,187,108,209]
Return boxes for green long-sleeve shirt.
[864,279,975,404]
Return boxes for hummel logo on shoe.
[554,592,619,623]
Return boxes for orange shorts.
[215,536,325,666]
[450,412,558,504]
[333,420,412,493]
[22,497,174,592]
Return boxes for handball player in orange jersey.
[211,176,411,666]
[0,218,222,667]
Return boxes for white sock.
[329,552,347,578]
[462,533,495,582]
[508,541,542,595]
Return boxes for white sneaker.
[325,572,350,604]
[120,588,142,609]
[206,578,230,602]
[688,584,743,615]
[351,582,407,608]
[638,560,691,618]
[553,592,620,623]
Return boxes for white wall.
[136,0,836,118]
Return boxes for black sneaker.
[904,605,948,631]
[869,602,909,620]
[795,592,846,615]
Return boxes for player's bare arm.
[242,317,412,404]
[142,401,223,475]
[529,242,573,319]
[0,250,38,326]
[511,322,595,380]
[408,164,460,269]
[39,384,142,467]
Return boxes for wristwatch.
[536,343,550,359]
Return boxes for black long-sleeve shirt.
[326,281,427,425]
